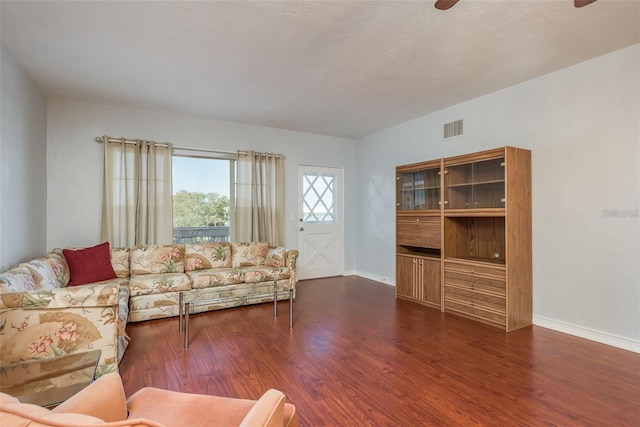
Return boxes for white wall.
[355,44,640,346]
[46,100,357,271]
[0,44,47,271]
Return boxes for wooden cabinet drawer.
[444,271,506,296]
[444,260,505,279]
[444,299,506,327]
[444,259,506,327]
[444,286,505,313]
[397,216,441,249]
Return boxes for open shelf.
[397,245,441,258]
[444,217,505,264]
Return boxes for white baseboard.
[337,277,639,353]
[351,271,395,287]
[533,316,640,354]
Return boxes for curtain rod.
[95,136,242,156]
[95,136,282,158]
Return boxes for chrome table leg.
[178,291,184,333]
[184,302,190,348]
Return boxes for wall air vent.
[443,119,464,140]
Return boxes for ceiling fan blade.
[575,0,597,7]
[434,0,460,11]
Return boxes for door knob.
[299,227,304,231]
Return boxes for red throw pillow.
[63,242,117,286]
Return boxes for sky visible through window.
[172,157,230,196]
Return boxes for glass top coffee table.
[0,349,101,408]
[179,282,293,348]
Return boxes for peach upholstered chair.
[0,373,297,427]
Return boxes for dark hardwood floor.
[119,276,640,426]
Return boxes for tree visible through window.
[172,156,232,243]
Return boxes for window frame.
[172,149,236,242]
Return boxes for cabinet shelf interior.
[444,217,505,263]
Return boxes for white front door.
[297,165,344,280]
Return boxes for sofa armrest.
[285,250,298,270]
[0,283,119,310]
[52,373,128,422]
[286,250,298,290]
[239,389,285,427]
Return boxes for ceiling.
[1,1,639,139]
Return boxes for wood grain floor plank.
[119,276,640,426]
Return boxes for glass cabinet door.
[444,157,505,209]
[397,167,440,211]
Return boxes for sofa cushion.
[265,247,286,267]
[185,242,231,271]
[130,245,185,275]
[187,268,245,289]
[128,273,191,297]
[52,372,128,422]
[63,242,117,286]
[19,258,61,290]
[111,247,131,278]
[0,267,37,293]
[45,252,71,287]
[231,242,270,268]
[243,266,290,284]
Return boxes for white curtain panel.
[235,150,284,246]
[101,136,173,247]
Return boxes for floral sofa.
[0,242,298,378]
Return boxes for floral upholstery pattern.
[0,283,127,378]
[20,257,66,290]
[0,267,37,293]
[128,291,182,322]
[265,247,286,267]
[243,266,290,283]
[128,273,191,297]
[0,283,119,310]
[116,286,130,362]
[231,242,270,267]
[111,247,130,278]
[45,253,71,287]
[185,242,231,271]
[187,268,245,289]
[130,245,185,275]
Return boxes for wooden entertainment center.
[395,146,532,331]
